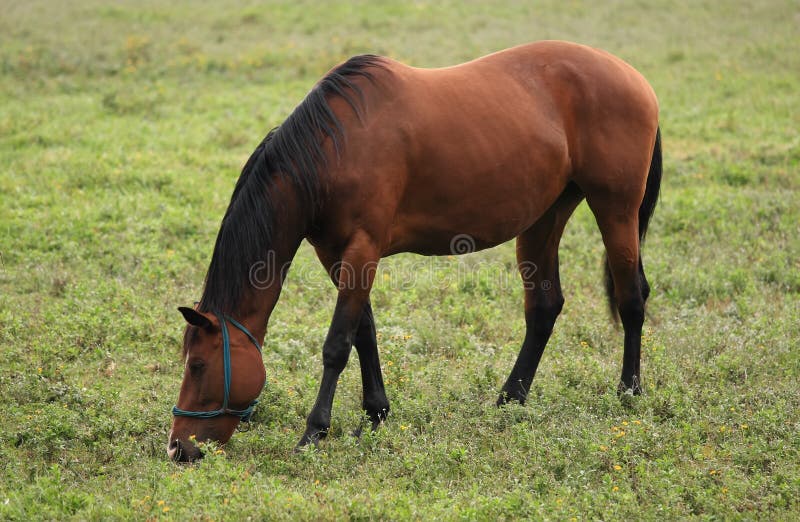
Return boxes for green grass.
[1,0,799,519]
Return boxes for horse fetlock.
[369,409,389,430]
[363,397,390,420]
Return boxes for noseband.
[172,312,263,422]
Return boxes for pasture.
[1,0,798,519]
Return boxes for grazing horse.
[167,40,661,462]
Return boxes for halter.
[172,312,263,422]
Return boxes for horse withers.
[167,40,661,462]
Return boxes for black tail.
[605,127,662,320]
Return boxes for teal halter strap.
[172,311,263,422]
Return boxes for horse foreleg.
[313,248,390,438]
[351,300,390,436]
[298,233,380,448]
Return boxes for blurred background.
[1,1,798,519]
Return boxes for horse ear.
[178,307,212,329]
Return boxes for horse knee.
[529,292,564,335]
[322,335,352,371]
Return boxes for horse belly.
[388,137,569,256]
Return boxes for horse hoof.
[295,429,326,451]
[616,381,643,398]
[294,439,319,453]
[496,392,525,407]
[351,415,386,439]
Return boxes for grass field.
[1,0,798,519]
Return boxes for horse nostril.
[168,439,184,461]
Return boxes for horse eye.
[188,360,205,374]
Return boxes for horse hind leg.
[498,184,583,405]
[586,126,660,395]
[588,197,647,395]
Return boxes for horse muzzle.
[167,436,203,463]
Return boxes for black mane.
[198,54,386,314]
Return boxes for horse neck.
[232,180,308,344]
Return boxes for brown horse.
[168,40,661,462]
